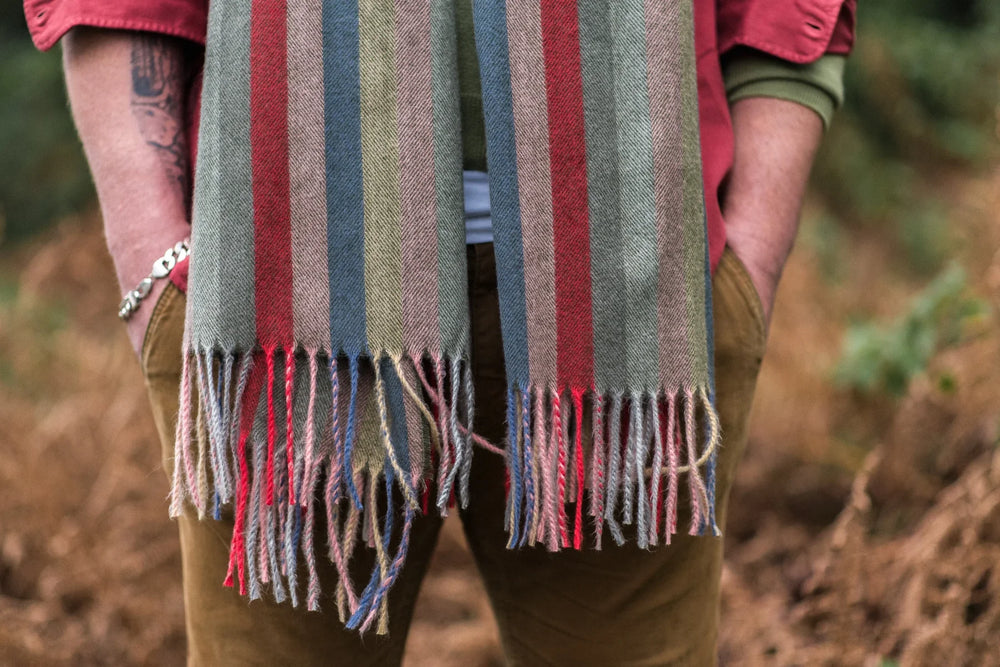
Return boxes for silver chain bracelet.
[118,239,190,321]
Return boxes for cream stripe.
[359,0,404,355]
[643,0,692,386]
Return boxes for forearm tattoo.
[130,34,193,212]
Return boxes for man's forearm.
[62,28,195,352]
[722,96,825,326]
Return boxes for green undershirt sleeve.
[722,48,848,130]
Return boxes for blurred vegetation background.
[811,0,999,277]
[0,1,998,665]
[0,5,93,243]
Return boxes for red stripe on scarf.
[541,0,594,390]
[250,0,294,346]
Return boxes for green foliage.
[895,204,951,276]
[841,0,999,165]
[812,0,1000,275]
[0,10,94,244]
[835,265,990,398]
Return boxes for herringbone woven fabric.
[173,0,721,634]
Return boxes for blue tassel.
[519,383,534,547]
[505,385,522,542]
[347,464,396,630]
[343,356,363,510]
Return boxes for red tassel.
[572,388,585,550]
[553,391,569,548]
[226,356,266,595]
[265,346,277,506]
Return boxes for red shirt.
[25,0,855,275]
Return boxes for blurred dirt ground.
[0,167,998,666]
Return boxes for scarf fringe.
[502,383,723,552]
[170,345,476,634]
[169,346,722,635]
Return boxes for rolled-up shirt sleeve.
[722,50,847,129]
[24,0,208,51]
[715,0,856,128]
[717,0,856,63]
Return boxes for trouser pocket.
[139,283,187,480]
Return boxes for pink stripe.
[173,352,199,512]
[666,394,679,539]
[393,0,441,355]
[287,0,331,346]
[684,389,705,534]
[533,390,548,547]
[284,353,296,505]
[506,0,557,384]
[300,350,319,508]
[589,394,606,548]
[434,358,451,502]
[399,360,426,486]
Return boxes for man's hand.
[721,97,825,330]
[62,28,195,356]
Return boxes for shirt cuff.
[722,49,847,130]
[23,0,207,52]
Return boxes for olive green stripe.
[578,0,627,391]
[431,0,468,356]
[680,0,709,383]
[359,0,403,355]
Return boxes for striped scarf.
[172,0,721,634]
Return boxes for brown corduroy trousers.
[140,242,766,666]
